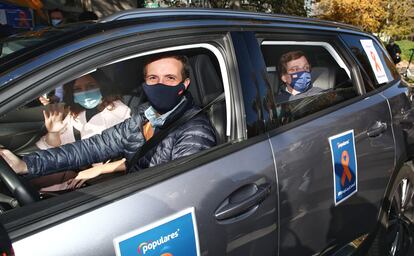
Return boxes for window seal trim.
[261,40,351,78]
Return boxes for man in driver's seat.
[0,54,217,184]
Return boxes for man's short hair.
[143,54,190,80]
[279,50,308,75]
[49,8,63,16]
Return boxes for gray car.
[0,9,413,256]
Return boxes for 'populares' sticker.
[328,130,358,205]
[114,208,200,256]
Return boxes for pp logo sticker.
[329,130,358,205]
[114,208,200,256]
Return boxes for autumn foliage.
[317,0,386,32]
[316,0,413,37]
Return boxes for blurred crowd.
[1,7,98,40]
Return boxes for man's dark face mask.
[142,82,186,114]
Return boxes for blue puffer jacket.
[23,95,217,176]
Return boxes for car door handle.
[367,121,387,137]
[215,183,271,221]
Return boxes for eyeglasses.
[287,65,311,73]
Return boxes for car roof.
[101,8,361,32]
[0,8,366,87]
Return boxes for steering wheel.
[0,157,40,206]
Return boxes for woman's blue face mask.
[73,88,102,109]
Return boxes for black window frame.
[255,31,364,130]
[340,33,400,91]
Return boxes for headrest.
[311,66,336,90]
[266,66,280,94]
[101,58,144,95]
[188,54,223,107]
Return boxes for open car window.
[0,45,229,212]
[261,41,358,127]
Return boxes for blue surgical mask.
[51,19,62,27]
[290,71,312,93]
[142,82,186,114]
[73,88,102,109]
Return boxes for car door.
[241,31,395,254]
[269,91,395,255]
[0,26,278,255]
[0,105,45,154]
[340,33,409,165]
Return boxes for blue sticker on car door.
[328,130,358,205]
[114,208,200,256]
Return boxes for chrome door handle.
[367,121,387,137]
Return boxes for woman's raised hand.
[43,104,67,133]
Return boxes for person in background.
[38,9,66,103]
[49,8,65,27]
[386,39,402,64]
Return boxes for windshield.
[0,23,91,63]
[0,28,66,59]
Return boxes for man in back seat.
[276,50,323,103]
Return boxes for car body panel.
[11,140,277,256]
[270,92,395,254]
[380,80,412,168]
[0,8,411,256]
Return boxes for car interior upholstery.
[188,54,227,144]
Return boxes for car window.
[0,46,229,207]
[260,41,358,127]
[340,34,399,92]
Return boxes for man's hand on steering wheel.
[0,149,29,175]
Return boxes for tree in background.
[316,0,413,38]
[272,0,307,16]
[137,0,145,8]
[381,0,413,38]
[167,0,307,16]
[316,0,386,33]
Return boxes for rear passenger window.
[261,41,358,126]
[341,34,399,91]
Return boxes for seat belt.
[127,92,225,172]
[73,127,81,141]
